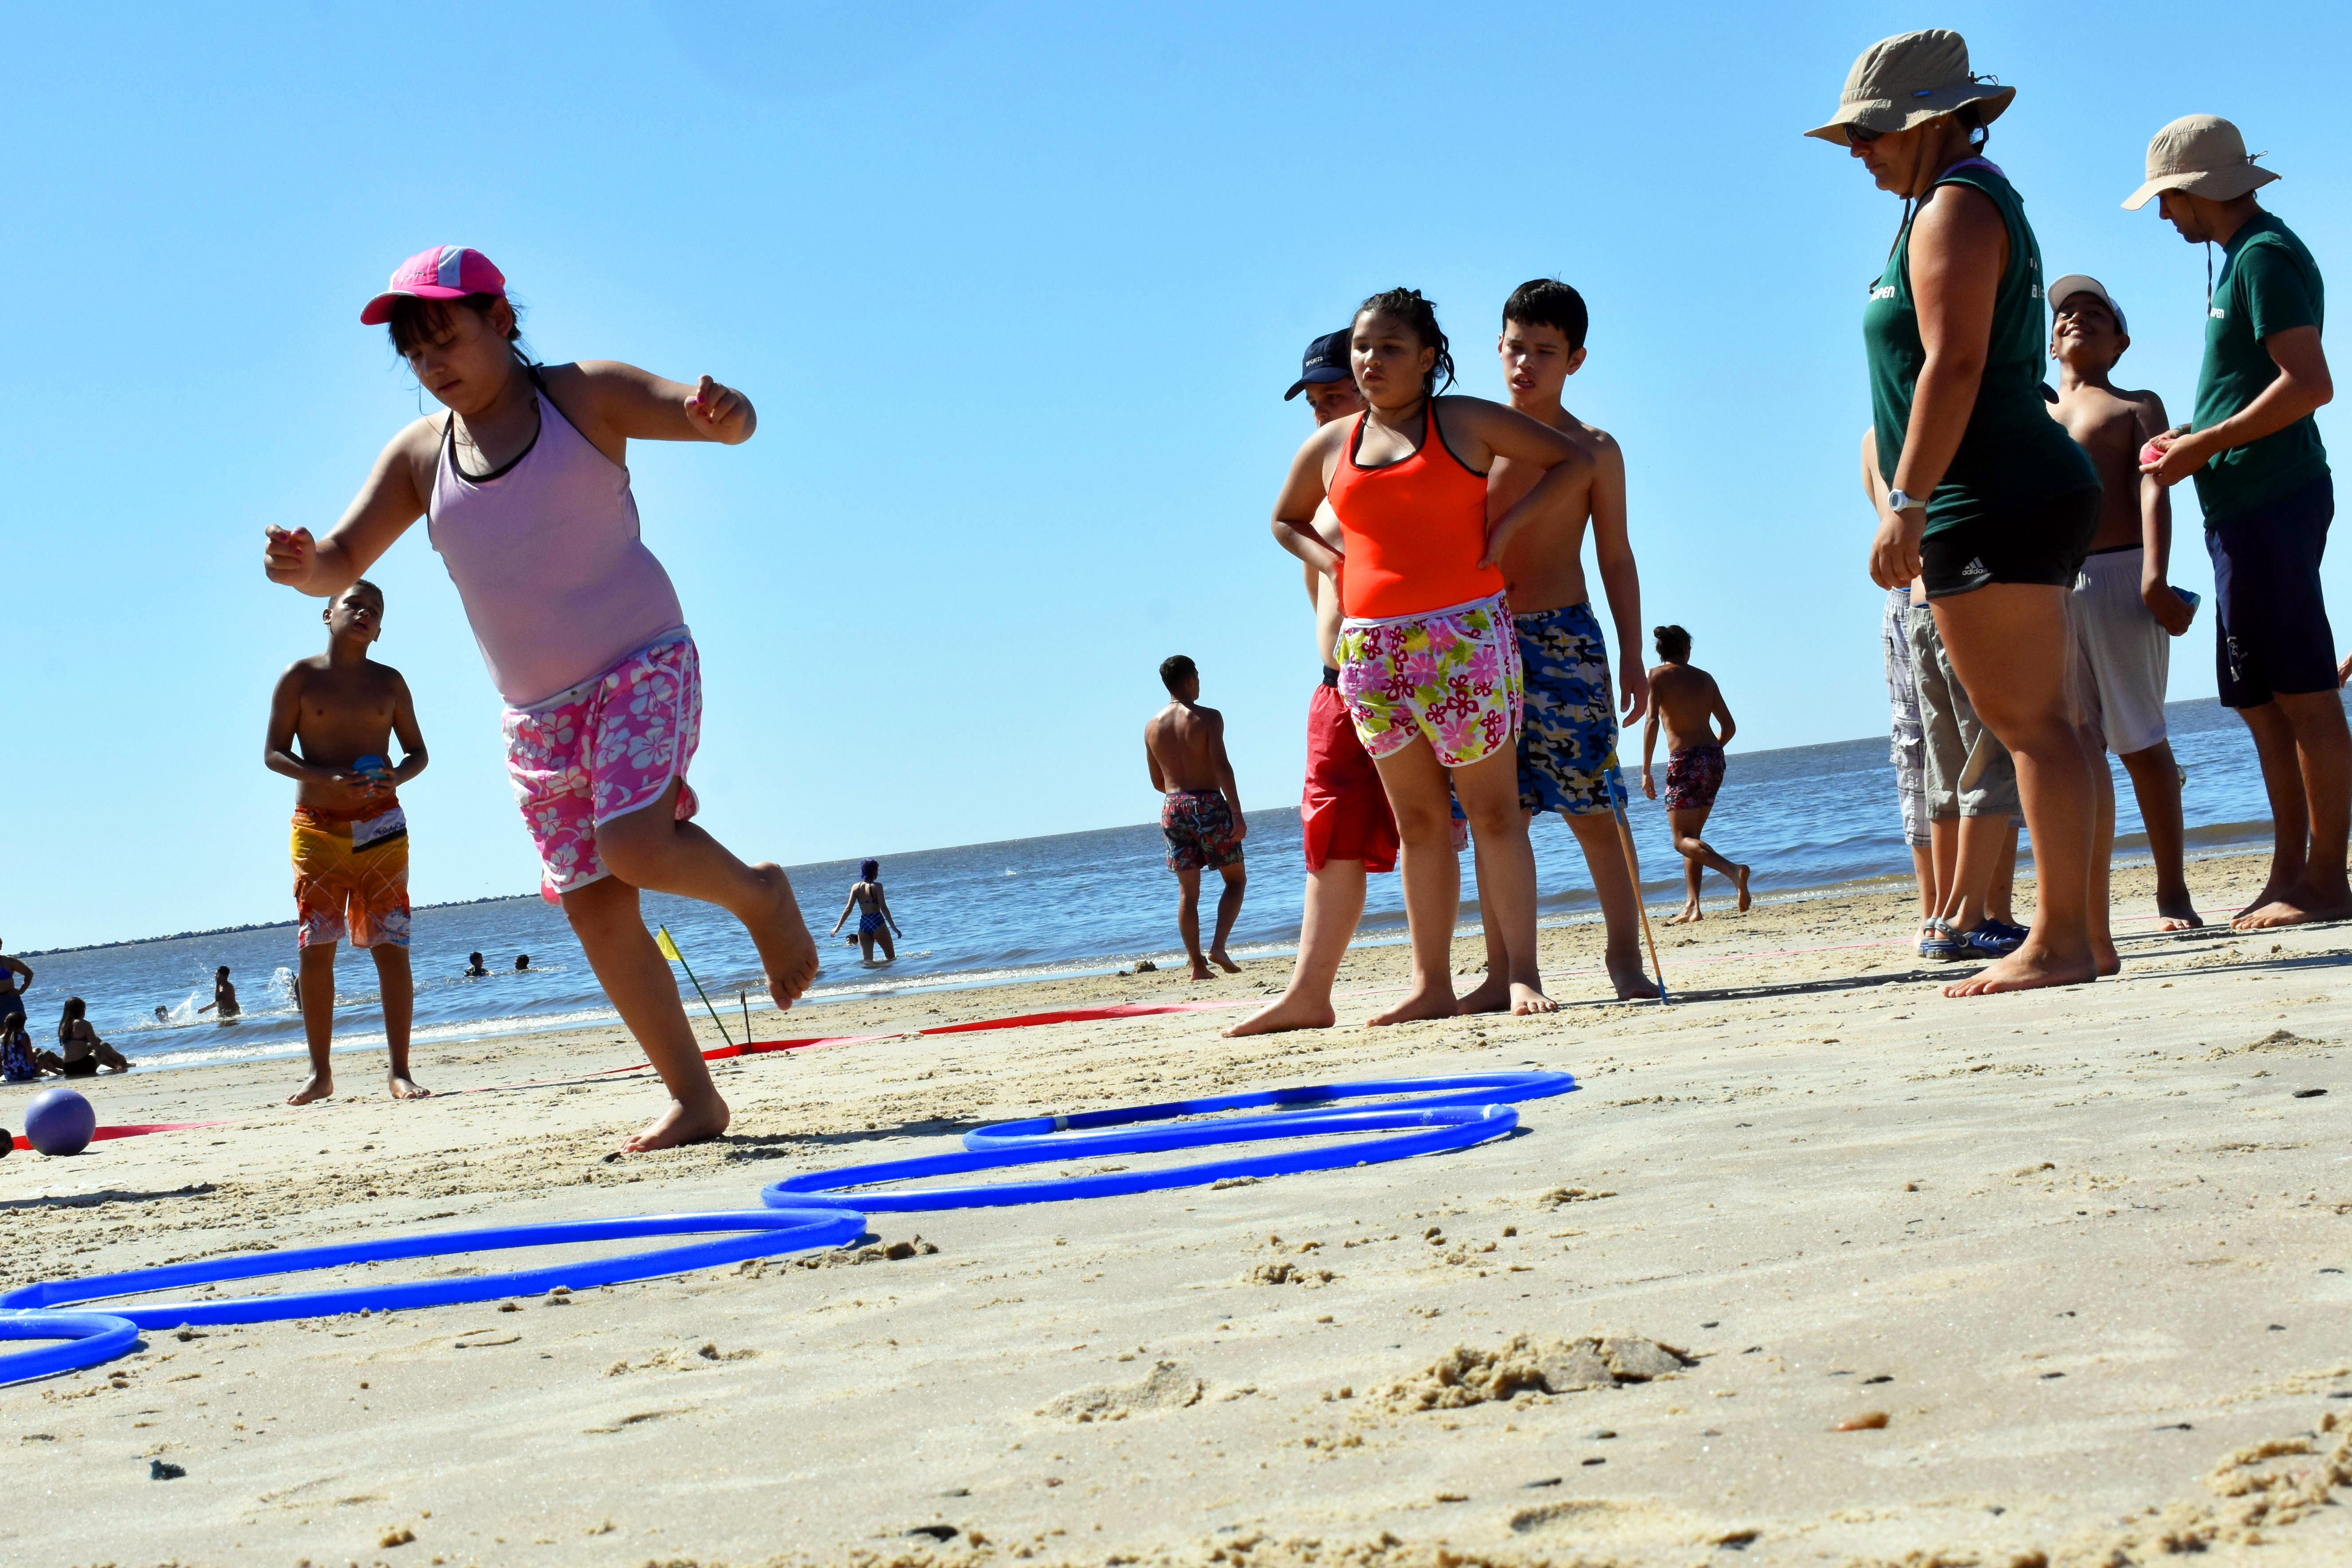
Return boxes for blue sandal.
[1918,919,1960,961]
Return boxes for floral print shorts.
[1336,593,1523,768]
[503,634,702,902]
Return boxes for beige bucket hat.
[1805,29,2014,145]
[2121,115,2278,210]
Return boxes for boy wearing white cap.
[2044,276,2202,930]
[2130,116,2347,931]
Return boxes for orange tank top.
[1324,402,1503,620]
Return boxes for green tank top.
[1864,159,2097,534]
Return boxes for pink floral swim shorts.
[503,633,701,901]
[1335,593,1523,768]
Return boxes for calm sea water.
[18,694,2317,1073]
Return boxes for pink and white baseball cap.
[359,246,507,325]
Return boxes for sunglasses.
[1845,123,1885,144]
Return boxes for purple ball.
[25,1086,96,1156]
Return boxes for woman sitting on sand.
[829,860,902,965]
[1812,30,2111,998]
[51,998,130,1077]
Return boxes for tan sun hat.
[2121,115,2278,211]
[1804,29,2015,145]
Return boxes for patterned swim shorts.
[504,633,702,902]
[1162,789,1245,873]
[1663,744,1727,812]
[1336,593,1522,768]
[292,801,412,949]
[1514,602,1627,816]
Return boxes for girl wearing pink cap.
[264,245,818,1153]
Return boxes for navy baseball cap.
[1284,330,1354,400]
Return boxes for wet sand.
[4,849,2348,1567]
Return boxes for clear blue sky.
[4,1,2346,950]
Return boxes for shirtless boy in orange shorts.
[264,580,431,1104]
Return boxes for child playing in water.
[1639,625,1751,923]
[829,860,903,965]
[264,246,818,1152]
[264,579,431,1103]
[1270,289,1593,1020]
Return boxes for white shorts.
[2071,546,2171,755]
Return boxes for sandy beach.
[5,848,2348,1568]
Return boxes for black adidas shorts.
[1921,487,2102,599]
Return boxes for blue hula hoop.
[0,1311,142,1385]
[765,1102,1517,1212]
[962,1069,1575,1150]
[0,1208,864,1329]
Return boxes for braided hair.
[1354,287,1456,397]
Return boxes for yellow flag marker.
[654,925,733,1046]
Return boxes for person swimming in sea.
[464,951,490,977]
[829,860,903,965]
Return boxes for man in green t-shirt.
[2130,114,2347,931]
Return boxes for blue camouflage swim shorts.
[1515,602,1628,816]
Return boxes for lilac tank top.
[426,378,686,709]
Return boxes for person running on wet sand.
[1229,332,1394,1036]
[2044,275,2202,930]
[2131,116,2345,931]
[1270,288,1594,1022]
[1146,656,1248,980]
[1640,625,1750,922]
[266,246,816,1152]
[829,859,903,965]
[265,579,431,1103]
[1464,279,1658,1006]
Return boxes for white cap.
[2047,274,2126,337]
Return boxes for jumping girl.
[264,247,819,1151]
[1270,289,1595,1021]
[1811,31,2111,997]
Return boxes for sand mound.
[1378,1333,1694,1411]
[1037,1359,1204,1423]
[1537,1185,1616,1207]
[1244,1260,1336,1287]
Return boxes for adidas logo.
[1962,558,1990,579]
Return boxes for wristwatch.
[1886,489,1926,513]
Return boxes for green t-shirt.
[1864,160,2098,535]
[2191,211,2328,525]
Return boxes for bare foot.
[2234,881,2292,922]
[1509,982,1558,1016]
[1604,955,1661,1000]
[621,1093,732,1154]
[745,863,820,1011]
[1942,941,2099,998]
[287,1073,333,1106]
[1222,992,1337,1037]
[1665,905,1702,925]
[389,1072,431,1099]
[2091,936,2121,978]
[1209,947,1242,975]
[1188,959,1215,981]
[2157,900,2205,931]
[1733,864,1752,913]
[2229,883,2342,931]
[1368,982,1459,1026]
[1456,973,1512,1015]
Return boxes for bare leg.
[1926,815,1958,937]
[1910,844,1936,924]
[1561,810,1659,999]
[1173,867,1209,979]
[562,876,729,1152]
[370,944,426,1097]
[1367,739,1469,1024]
[876,927,897,963]
[1452,746,1553,1015]
[1984,822,2020,927]
[2118,740,2200,928]
[1939,814,2010,934]
[1226,860,1365,1036]
[1460,826,1514,1015]
[2085,724,2119,975]
[2235,689,2352,928]
[2233,700,2310,918]
[858,930,876,963]
[1208,862,1246,972]
[594,779,818,1011]
[288,942,337,1105]
[1665,804,1747,919]
[1933,585,2100,997]
[1666,822,1703,924]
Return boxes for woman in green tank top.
[1809,29,2113,1000]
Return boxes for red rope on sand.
[12,1118,235,1152]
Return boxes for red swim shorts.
[1302,679,1399,874]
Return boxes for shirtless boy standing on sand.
[1640,624,1751,922]
[2045,275,2202,929]
[264,580,431,1103]
[1229,331,1397,1036]
[1465,279,1658,1005]
[1146,655,1247,979]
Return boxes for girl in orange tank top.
[1267,288,1596,1025]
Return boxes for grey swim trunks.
[1882,586,1929,847]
